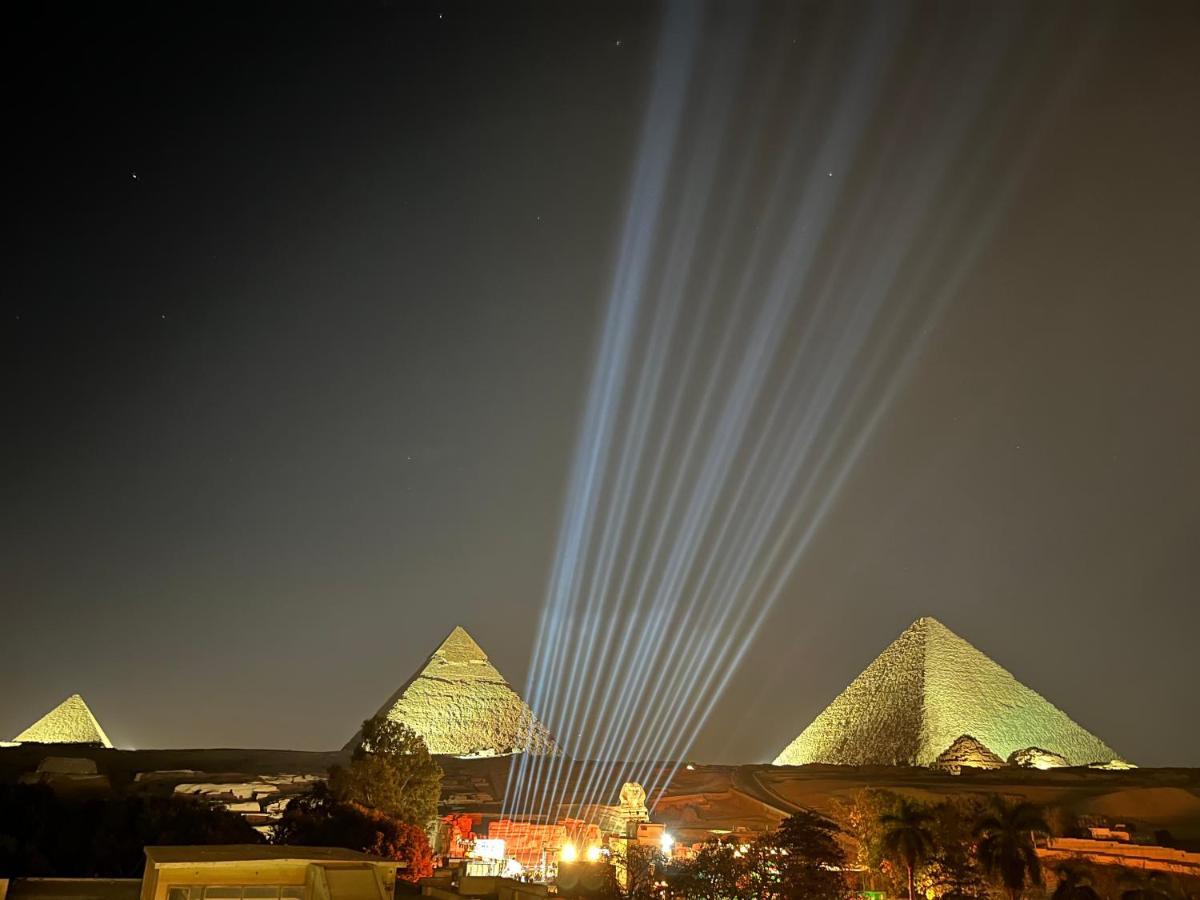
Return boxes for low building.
[1037,836,1200,878]
[2,848,401,900]
[140,847,401,900]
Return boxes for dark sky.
[4,1,1198,766]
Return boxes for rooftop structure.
[347,626,558,758]
[774,617,1122,768]
[141,846,400,900]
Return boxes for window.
[167,886,303,900]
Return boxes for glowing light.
[660,832,674,855]
[585,846,602,863]
[502,0,1100,826]
[472,838,506,861]
[560,842,578,863]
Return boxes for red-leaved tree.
[275,790,433,882]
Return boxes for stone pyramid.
[13,694,113,747]
[932,734,1005,773]
[773,617,1120,767]
[347,626,558,758]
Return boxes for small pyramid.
[13,694,113,747]
[347,626,558,758]
[774,617,1119,767]
[932,734,1005,773]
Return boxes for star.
[131,171,138,180]
[615,40,622,47]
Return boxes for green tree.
[328,717,442,827]
[838,788,905,897]
[768,810,851,899]
[685,838,746,899]
[973,796,1050,900]
[274,790,433,882]
[1051,862,1103,900]
[0,784,260,878]
[880,797,936,900]
[610,843,667,900]
[920,799,989,899]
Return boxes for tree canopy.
[0,783,260,878]
[328,717,442,827]
[634,812,850,900]
[973,796,1051,900]
[273,789,433,883]
[881,797,936,900]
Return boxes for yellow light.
[560,841,578,863]
[585,846,601,863]
[660,832,675,855]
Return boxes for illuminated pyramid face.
[348,626,558,758]
[773,617,1120,767]
[13,694,113,747]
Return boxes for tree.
[329,717,442,827]
[610,843,666,900]
[973,796,1050,900]
[656,815,851,900]
[274,790,434,883]
[880,797,936,900]
[684,838,746,899]
[1051,862,1103,900]
[838,789,905,897]
[768,810,851,900]
[920,799,989,899]
[0,784,260,878]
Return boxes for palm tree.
[973,796,1051,900]
[880,797,936,900]
[1051,862,1102,899]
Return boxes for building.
[140,847,400,900]
[0,847,401,900]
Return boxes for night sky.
[4,1,1199,766]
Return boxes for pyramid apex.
[435,625,487,662]
[910,616,962,641]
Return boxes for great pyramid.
[774,617,1121,768]
[13,694,113,747]
[347,626,558,758]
